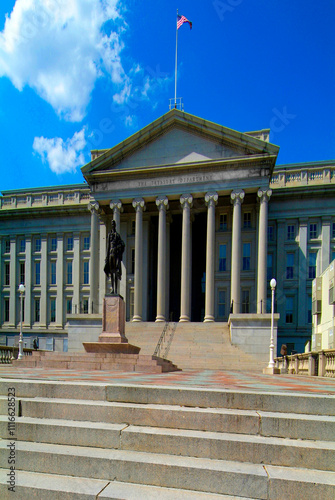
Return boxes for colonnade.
[90,189,272,322]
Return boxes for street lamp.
[18,284,25,360]
[263,278,280,374]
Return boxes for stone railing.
[275,349,335,377]
[0,188,90,210]
[270,165,335,189]
[0,346,34,364]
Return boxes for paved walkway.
[1,365,335,395]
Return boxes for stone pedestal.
[83,295,140,354]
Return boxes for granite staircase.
[126,322,264,371]
[0,379,334,499]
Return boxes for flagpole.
[174,9,178,108]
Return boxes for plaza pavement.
[0,365,335,395]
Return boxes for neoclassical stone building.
[1,110,334,354]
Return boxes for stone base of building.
[228,313,280,364]
[263,366,281,375]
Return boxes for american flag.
[177,14,192,30]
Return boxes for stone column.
[89,202,100,314]
[40,235,48,327]
[230,190,245,314]
[180,194,193,322]
[56,233,64,326]
[110,199,123,233]
[9,236,16,327]
[298,219,308,328]
[132,198,146,322]
[156,196,169,322]
[321,217,331,273]
[73,232,80,314]
[204,191,218,322]
[257,189,272,313]
[25,236,32,327]
[99,216,108,311]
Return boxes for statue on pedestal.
[104,220,125,294]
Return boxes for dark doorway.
[191,212,207,321]
[169,214,182,321]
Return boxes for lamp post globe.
[270,278,277,290]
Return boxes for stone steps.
[126,322,263,371]
[0,415,333,471]
[0,441,334,499]
[0,469,252,500]
[0,380,334,498]
[11,352,180,373]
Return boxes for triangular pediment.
[82,109,279,179]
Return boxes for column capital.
[205,191,218,207]
[132,198,146,212]
[180,194,193,208]
[156,196,169,211]
[230,190,245,206]
[88,201,101,215]
[257,188,272,203]
[110,199,123,213]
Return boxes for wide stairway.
[0,379,334,499]
[126,322,265,371]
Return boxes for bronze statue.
[104,220,125,294]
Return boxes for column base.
[179,316,190,322]
[155,316,166,322]
[204,316,215,323]
[263,366,280,375]
[132,316,142,322]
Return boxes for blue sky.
[0,0,334,191]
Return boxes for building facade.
[1,110,334,354]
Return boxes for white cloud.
[33,128,87,174]
[0,0,127,121]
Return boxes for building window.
[51,238,57,252]
[307,295,312,324]
[83,236,90,250]
[218,290,226,318]
[219,214,227,231]
[332,250,335,263]
[219,244,226,272]
[242,243,251,271]
[51,262,56,285]
[309,223,317,240]
[287,225,295,241]
[4,299,10,322]
[5,262,10,286]
[35,238,41,253]
[83,299,89,314]
[20,262,25,285]
[5,239,10,253]
[67,261,73,285]
[66,299,72,315]
[267,254,273,282]
[20,238,26,253]
[131,220,136,235]
[67,237,73,251]
[308,252,317,279]
[50,299,56,322]
[131,248,135,274]
[21,298,25,323]
[35,299,40,323]
[242,290,250,313]
[35,262,41,285]
[243,212,251,229]
[83,261,89,284]
[332,222,335,239]
[268,226,274,242]
[285,297,293,323]
[286,253,294,279]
